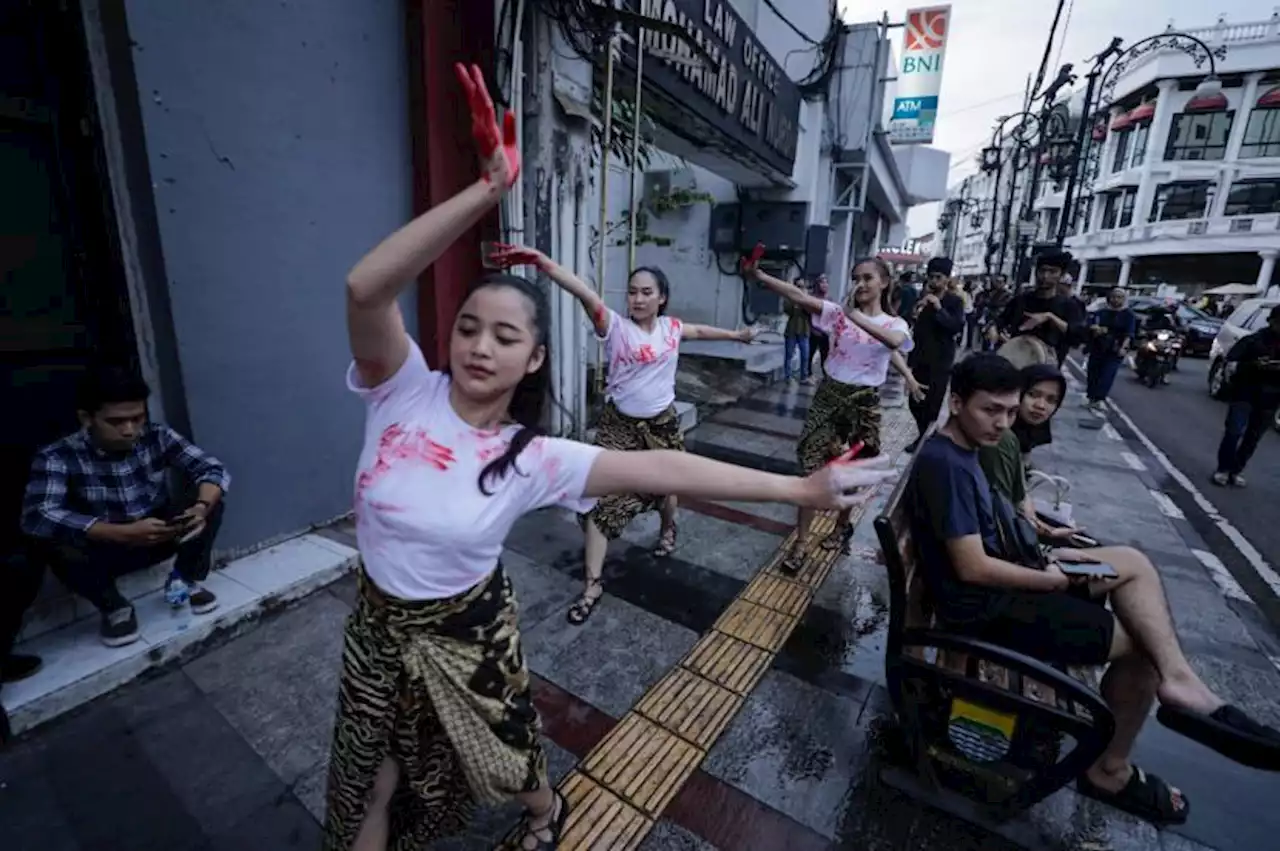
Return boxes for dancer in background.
[328,64,894,851]
[743,249,912,570]
[488,243,755,624]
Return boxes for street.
[1078,354,1280,629]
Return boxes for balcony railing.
[1066,213,1280,248]
[1179,16,1280,45]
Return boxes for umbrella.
[1202,283,1261,296]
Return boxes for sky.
[836,0,1265,239]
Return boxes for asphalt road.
[1096,354,1280,619]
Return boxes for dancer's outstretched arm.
[346,64,518,387]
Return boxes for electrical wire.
[761,0,822,45]
[1050,0,1076,84]
[1030,0,1068,102]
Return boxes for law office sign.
[888,5,951,145]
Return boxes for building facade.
[1061,14,1280,297]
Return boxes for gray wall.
[123,0,414,549]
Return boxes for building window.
[1118,191,1136,227]
[1150,182,1214,221]
[1164,111,1234,161]
[1240,109,1280,158]
[1100,189,1137,229]
[1225,180,1280,215]
[1130,123,1150,167]
[1111,131,1131,173]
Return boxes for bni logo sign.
[904,8,947,51]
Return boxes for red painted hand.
[740,242,765,276]
[454,62,519,188]
[488,242,545,270]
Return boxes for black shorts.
[952,587,1115,667]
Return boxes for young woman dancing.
[487,244,754,624]
[326,64,895,851]
[743,250,912,573]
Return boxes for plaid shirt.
[22,423,231,542]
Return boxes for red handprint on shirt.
[356,423,457,512]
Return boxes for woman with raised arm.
[326,65,894,851]
[742,248,913,572]
[488,243,755,625]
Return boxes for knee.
[1102,545,1156,580]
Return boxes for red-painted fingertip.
[750,242,765,263]
[502,111,517,145]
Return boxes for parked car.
[1207,297,1280,399]
[1085,296,1222,356]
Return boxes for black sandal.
[779,542,805,576]
[516,789,570,850]
[1076,766,1190,827]
[566,579,604,626]
[653,520,678,558]
[1157,703,1280,771]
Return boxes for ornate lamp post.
[1057,29,1226,243]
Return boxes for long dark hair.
[630,266,670,315]
[450,273,554,495]
[850,257,895,315]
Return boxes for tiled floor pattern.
[502,406,915,849]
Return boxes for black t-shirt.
[906,434,1005,623]
[1000,290,1075,350]
[1227,328,1280,404]
[910,292,966,368]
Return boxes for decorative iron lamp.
[980,145,1001,174]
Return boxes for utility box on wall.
[740,202,808,253]
[803,225,829,278]
[708,204,740,253]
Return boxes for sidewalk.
[1,376,1278,850]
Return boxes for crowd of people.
[0,66,1277,850]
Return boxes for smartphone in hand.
[1058,561,1118,580]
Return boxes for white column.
[1118,256,1133,288]
[1133,80,1179,225]
[1258,250,1279,297]
[1225,73,1264,163]
[1077,260,1090,290]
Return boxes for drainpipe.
[626,34,645,270]
[594,35,617,397]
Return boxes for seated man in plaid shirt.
[21,367,230,648]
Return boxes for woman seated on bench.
[976,363,1085,543]
[906,354,1280,828]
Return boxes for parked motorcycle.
[1134,329,1181,388]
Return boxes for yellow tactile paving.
[496,411,914,850]
[581,713,701,816]
[683,631,773,694]
[713,598,797,652]
[636,667,743,749]
[557,773,651,851]
[742,572,812,617]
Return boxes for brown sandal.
[516,790,570,850]
[567,579,604,625]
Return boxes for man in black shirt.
[1213,304,1280,487]
[997,250,1080,353]
[905,256,965,452]
[906,354,1280,822]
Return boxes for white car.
[1207,297,1280,400]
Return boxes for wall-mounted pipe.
[594,35,617,396]
[626,34,645,270]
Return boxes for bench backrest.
[874,427,936,653]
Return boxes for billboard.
[888,5,951,145]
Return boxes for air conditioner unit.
[643,168,696,205]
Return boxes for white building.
[1055,14,1280,296]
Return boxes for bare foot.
[1157,670,1223,716]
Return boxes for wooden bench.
[871,433,1116,830]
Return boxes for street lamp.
[1056,30,1226,243]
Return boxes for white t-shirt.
[813,300,913,388]
[347,341,603,601]
[599,309,683,419]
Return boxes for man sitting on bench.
[21,367,230,648]
[906,353,1280,826]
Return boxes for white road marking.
[1101,423,1122,441]
[1192,549,1252,603]
[1270,655,1280,677]
[1064,355,1280,602]
[1121,451,1147,472]
[1149,489,1186,520]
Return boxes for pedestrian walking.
[324,63,895,851]
[1212,304,1280,488]
[906,257,965,452]
[742,250,912,568]
[1085,288,1136,409]
[783,278,812,383]
[809,275,831,376]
